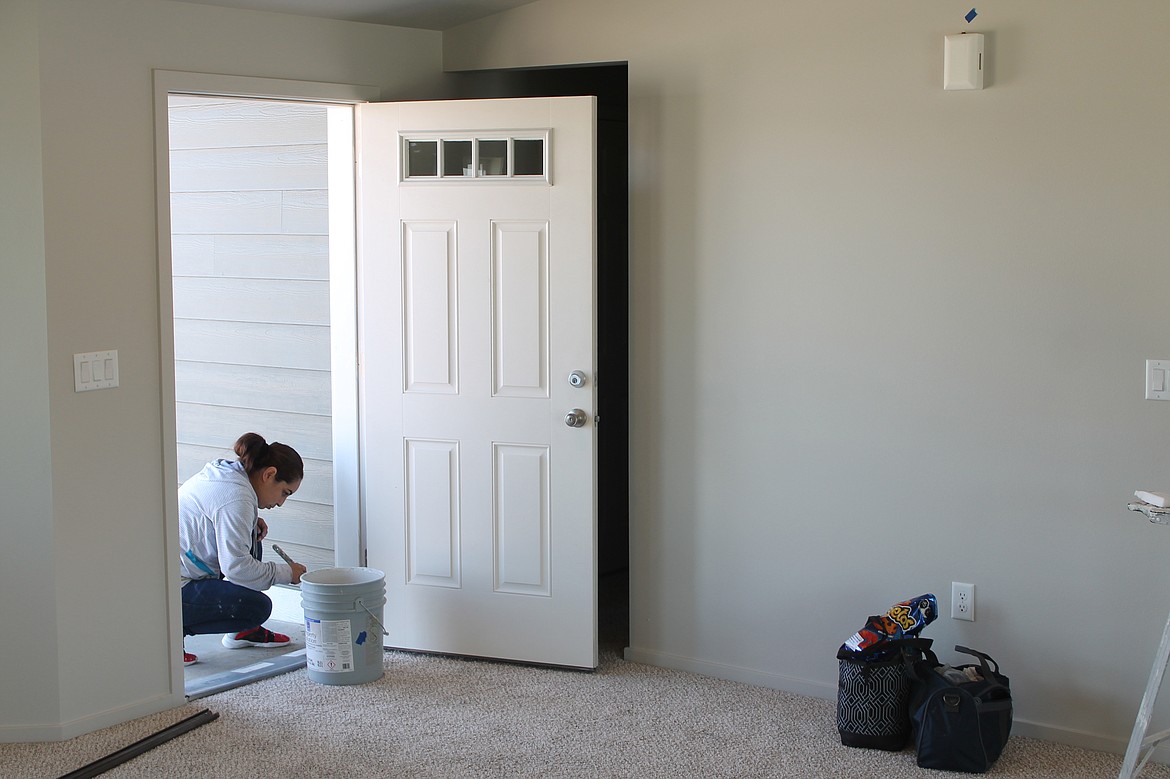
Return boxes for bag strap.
[954,644,1000,677]
[953,645,1011,700]
[901,638,942,682]
[899,637,935,657]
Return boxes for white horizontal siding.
[171,189,328,235]
[176,403,332,461]
[169,96,327,149]
[261,540,333,571]
[281,190,329,234]
[172,278,330,326]
[172,234,328,280]
[175,362,331,416]
[174,319,330,371]
[171,191,284,234]
[170,143,328,192]
[170,95,335,569]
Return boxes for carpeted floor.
[3,649,1168,778]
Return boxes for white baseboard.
[622,646,1164,764]
[0,692,183,744]
[623,646,837,701]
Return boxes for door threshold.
[185,648,306,700]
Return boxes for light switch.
[1146,360,1170,401]
[74,350,119,392]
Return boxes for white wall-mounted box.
[944,33,984,91]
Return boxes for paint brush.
[271,543,298,567]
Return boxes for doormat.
[185,648,306,700]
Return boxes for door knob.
[564,408,588,428]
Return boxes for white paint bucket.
[299,567,387,685]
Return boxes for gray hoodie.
[178,458,293,589]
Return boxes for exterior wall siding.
[169,95,334,571]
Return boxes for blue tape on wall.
[965,8,978,23]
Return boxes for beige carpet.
[4,650,1168,778]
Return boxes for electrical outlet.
[952,582,975,621]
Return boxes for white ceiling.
[176,0,540,31]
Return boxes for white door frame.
[152,70,377,696]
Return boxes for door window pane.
[478,139,508,176]
[513,139,544,176]
[407,140,437,177]
[443,140,473,177]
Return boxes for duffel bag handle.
[955,644,1000,677]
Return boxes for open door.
[358,97,598,669]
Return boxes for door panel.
[358,97,597,669]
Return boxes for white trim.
[327,104,362,567]
[153,70,379,104]
[0,693,178,743]
[623,646,837,701]
[153,69,377,692]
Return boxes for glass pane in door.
[478,139,508,176]
[513,139,544,176]
[443,140,473,177]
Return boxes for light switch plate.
[74,350,119,392]
[1147,360,1170,401]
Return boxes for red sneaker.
[221,626,292,649]
[183,651,199,666]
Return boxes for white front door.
[357,97,597,669]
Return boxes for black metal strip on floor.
[57,708,219,779]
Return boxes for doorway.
[166,92,357,694]
[157,67,630,688]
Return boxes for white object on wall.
[1146,359,1170,400]
[944,33,984,91]
[74,350,118,392]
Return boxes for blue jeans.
[182,578,272,636]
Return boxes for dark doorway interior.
[446,63,629,653]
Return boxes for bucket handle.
[357,598,389,637]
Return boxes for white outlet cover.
[952,581,975,622]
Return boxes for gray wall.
[8,0,1170,757]
[444,0,1170,753]
[0,0,61,732]
[0,0,441,741]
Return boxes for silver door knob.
[568,370,587,388]
[565,409,588,428]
